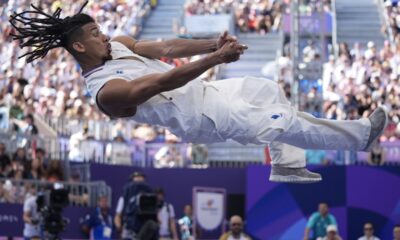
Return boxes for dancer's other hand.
[216,31,237,49]
[214,41,248,64]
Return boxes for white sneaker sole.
[269,175,322,184]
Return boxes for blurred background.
[0,0,399,239]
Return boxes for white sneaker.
[269,166,322,184]
[363,106,388,151]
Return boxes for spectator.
[68,123,91,161]
[304,203,337,240]
[178,205,194,240]
[4,162,27,203]
[25,156,45,180]
[368,140,385,165]
[34,148,47,168]
[23,191,40,239]
[317,225,343,240]
[44,160,65,182]
[81,195,113,240]
[12,147,28,165]
[358,222,380,240]
[154,145,184,168]
[219,215,252,240]
[188,143,208,167]
[155,187,179,240]
[0,180,12,203]
[22,113,38,135]
[0,142,11,176]
[394,224,400,240]
[306,150,328,165]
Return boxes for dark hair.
[9,1,93,63]
[154,187,164,195]
[35,148,45,155]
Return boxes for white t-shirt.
[116,196,124,214]
[23,195,40,237]
[227,233,251,240]
[158,203,175,236]
[358,236,380,240]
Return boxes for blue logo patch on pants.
[271,113,283,119]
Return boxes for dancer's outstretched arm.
[112,31,238,59]
[97,42,247,117]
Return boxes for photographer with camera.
[115,171,159,240]
[81,195,113,240]
[23,190,41,240]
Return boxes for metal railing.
[2,132,400,167]
[0,178,111,207]
[331,0,338,59]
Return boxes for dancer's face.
[72,22,112,61]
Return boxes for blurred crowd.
[385,0,400,43]
[321,40,400,141]
[184,0,284,34]
[0,0,151,125]
[0,142,71,204]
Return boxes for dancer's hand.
[216,31,237,49]
[214,41,248,64]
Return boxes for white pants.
[266,112,370,168]
[200,77,371,168]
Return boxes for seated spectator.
[317,225,343,240]
[12,147,28,165]
[0,142,11,177]
[219,215,252,240]
[81,195,113,240]
[34,148,47,168]
[5,162,27,203]
[154,145,184,168]
[358,222,380,240]
[44,160,65,182]
[304,203,337,240]
[25,156,45,180]
[187,143,208,167]
[368,139,385,165]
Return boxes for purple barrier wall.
[246,165,400,240]
[0,204,91,239]
[3,165,400,239]
[283,13,333,34]
[90,164,246,218]
[0,166,246,239]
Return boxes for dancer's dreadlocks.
[9,1,93,63]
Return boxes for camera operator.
[23,190,40,240]
[81,195,113,240]
[116,171,159,240]
[155,187,179,240]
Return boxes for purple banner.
[283,13,333,34]
[246,165,400,240]
[0,203,91,238]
